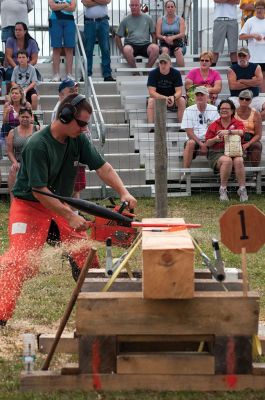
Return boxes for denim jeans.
[84,18,112,78]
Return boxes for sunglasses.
[74,117,88,127]
[199,113,205,124]
[200,59,210,62]
[159,60,169,64]
[19,107,33,115]
[239,97,251,101]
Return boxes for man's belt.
[216,17,237,21]
[84,15,109,22]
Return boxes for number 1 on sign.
[238,210,249,240]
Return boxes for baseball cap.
[239,89,253,99]
[194,86,209,95]
[237,47,250,56]
[59,79,78,92]
[158,53,171,63]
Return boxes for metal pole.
[192,0,199,55]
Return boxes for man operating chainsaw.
[0,93,137,326]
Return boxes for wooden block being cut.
[142,218,194,299]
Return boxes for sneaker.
[180,172,186,182]
[237,187,248,202]
[149,128,155,133]
[50,74,60,82]
[66,73,75,81]
[0,320,7,327]
[104,76,116,82]
[219,187,229,201]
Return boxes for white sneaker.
[219,187,229,201]
[237,187,248,202]
[66,74,75,81]
[50,74,60,82]
[180,172,186,182]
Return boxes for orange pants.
[0,198,95,321]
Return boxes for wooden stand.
[21,268,265,392]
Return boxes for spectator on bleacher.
[227,47,265,119]
[205,99,248,202]
[235,89,262,166]
[48,0,76,82]
[51,78,79,122]
[6,107,39,201]
[1,85,31,138]
[11,50,39,110]
[82,0,115,82]
[5,22,39,82]
[147,53,185,132]
[156,0,186,68]
[181,86,219,171]
[0,93,137,326]
[212,0,239,66]
[185,51,222,107]
[0,0,33,45]
[239,0,265,91]
[115,0,159,72]
[240,0,255,26]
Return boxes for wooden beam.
[20,372,265,391]
[38,333,78,354]
[76,292,259,336]
[82,277,243,293]
[142,218,194,299]
[117,352,215,375]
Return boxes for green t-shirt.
[117,14,155,46]
[13,125,105,201]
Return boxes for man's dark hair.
[17,50,28,58]
[56,93,92,120]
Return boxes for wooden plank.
[78,336,117,374]
[38,333,78,354]
[82,277,243,293]
[117,352,214,375]
[253,363,265,375]
[61,364,80,375]
[20,372,265,391]
[76,292,259,336]
[142,218,194,299]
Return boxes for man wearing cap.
[51,79,79,122]
[147,53,185,131]
[81,0,115,81]
[180,86,219,170]
[115,0,159,71]
[227,47,265,119]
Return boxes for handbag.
[224,134,243,157]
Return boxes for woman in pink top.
[185,51,222,105]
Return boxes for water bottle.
[22,334,36,374]
[1,80,6,97]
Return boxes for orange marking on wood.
[225,337,238,388]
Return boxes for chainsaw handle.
[118,201,128,214]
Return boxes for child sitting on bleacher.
[11,50,39,110]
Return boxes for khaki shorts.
[207,150,224,171]
[213,19,238,53]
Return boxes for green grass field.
[1,194,265,399]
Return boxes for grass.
[1,193,265,399]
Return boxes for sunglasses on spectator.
[19,107,32,115]
[198,113,205,124]
[74,117,88,127]
[238,53,247,57]
[200,59,211,62]
[239,97,251,101]
[159,60,168,64]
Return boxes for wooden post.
[154,98,167,218]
